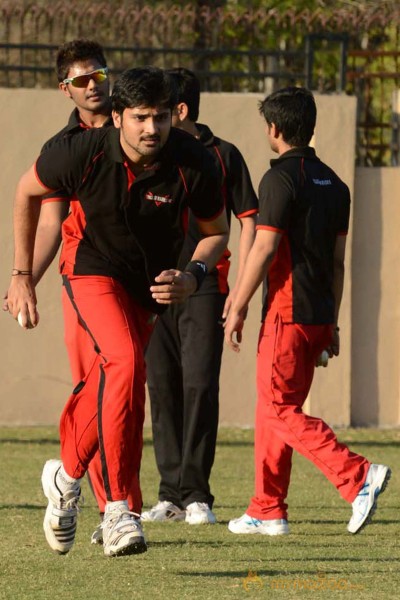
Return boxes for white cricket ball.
[17,310,40,329]
[319,350,329,367]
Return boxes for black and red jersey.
[177,123,258,294]
[41,108,113,204]
[42,107,113,152]
[34,126,224,313]
[258,147,350,324]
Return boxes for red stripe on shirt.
[237,208,258,219]
[265,235,294,323]
[41,196,70,205]
[59,194,87,275]
[256,224,286,234]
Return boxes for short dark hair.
[259,87,316,147]
[166,67,200,122]
[112,67,178,114]
[56,39,107,82]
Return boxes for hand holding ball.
[316,350,329,368]
[17,310,40,329]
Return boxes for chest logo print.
[145,191,173,207]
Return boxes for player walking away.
[224,86,390,536]
[7,66,229,557]
[143,68,258,525]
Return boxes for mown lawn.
[0,427,398,600]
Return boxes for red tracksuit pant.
[247,317,370,520]
[60,275,153,506]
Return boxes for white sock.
[105,500,129,513]
[56,465,79,493]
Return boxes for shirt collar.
[66,107,113,132]
[270,146,317,167]
[104,126,168,175]
[196,123,215,147]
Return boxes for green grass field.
[0,427,398,600]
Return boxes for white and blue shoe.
[228,513,289,535]
[347,463,391,534]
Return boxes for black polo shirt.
[177,123,258,295]
[35,126,224,313]
[258,147,350,324]
[41,108,113,204]
[42,107,113,152]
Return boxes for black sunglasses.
[62,67,108,88]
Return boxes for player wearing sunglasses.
[57,40,110,127]
[25,39,113,288]
[3,40,143,531]
[62,66,108,88]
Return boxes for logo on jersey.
[145,191,173,207]
[312,178,332,186]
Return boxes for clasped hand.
[150,269,197,304]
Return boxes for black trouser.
[146,293,226,509]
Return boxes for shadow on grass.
[148,540,236,548]
[176,569,278,577]
[144,439,254,448]
[339,440,400,448]
[174,567,357,577]
[214,440,254,447]
[2,437,396,448]
[302,517,396,525]
[0,438,59,445]
[0,503,42,510]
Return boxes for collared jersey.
[35,126,224,313]
[258,147,350,324]
[40,107,113,204]
[177,123,258,295]
[42,107,113,152]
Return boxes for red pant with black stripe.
[247,316,370,520]
[60,275,153,508]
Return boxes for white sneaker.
[347,463,391,534]
[41,459,81,554]
[141,500,186,522]
[102,504,147,557]
[228,513,289,535]
[185,502,216,525]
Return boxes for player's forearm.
[332,235,347,327]
[13,191,42,272]
[190,231,229,270]
[230,245,271,315]
[230,229,281,315]
[32,224,62,286]
[32,201,69,285]
[192,208,229,270]
[231,216,257,291]
[332,260,345,326]
[12,166,48,272]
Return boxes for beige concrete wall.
[352,168,400,426]
[1,89,391,428]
